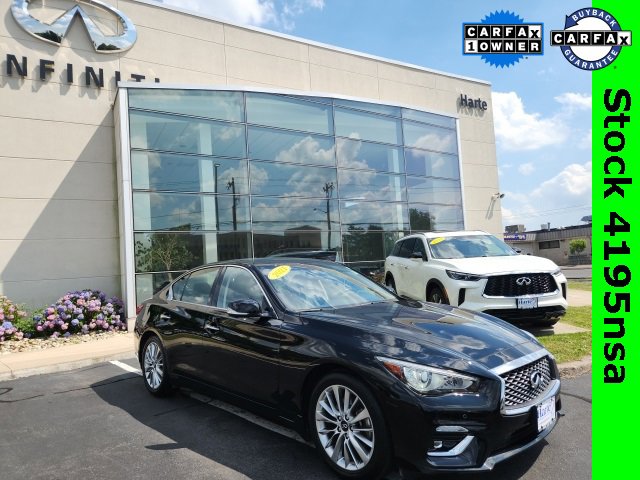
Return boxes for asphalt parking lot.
[0,358,591,480]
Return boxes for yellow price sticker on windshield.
[430,237,445,245]
[268,265,291,280]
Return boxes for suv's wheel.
[141,336,173,396]
[385,275,396,294]
[427,285,449,304]
[309,373,391,480]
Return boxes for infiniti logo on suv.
[515,276,532,286]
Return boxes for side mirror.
[229,299,262,317]
[410,252,424,260]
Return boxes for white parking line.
[110,360,141,375]
[108,359,309,445]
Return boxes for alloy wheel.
[143,340,164,390]
[315,384,375,471]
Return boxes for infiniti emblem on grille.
[530,371,542,390]
[516,276,532,286]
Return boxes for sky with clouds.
[150,0,592,232]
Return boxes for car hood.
[302,300,543,371]
[433,254,560,275]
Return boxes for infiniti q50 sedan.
[134,259,561,479]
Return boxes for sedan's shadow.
[92,373,545,480]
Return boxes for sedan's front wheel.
[142,336,172,396]
[309,373,391,479]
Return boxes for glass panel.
[403,120,458,154]
[130,111,246,157]
[406,177,462,205]
[215,267,266,309]
[338,170,406,202]
[133,192,250,231]
[135,271,185,304]
[342,231,403,262]
[246,93,333,134]
[134,232,252,273]
[409,204,465,231]
[129,90,244,122]
[132,151,248,194]
[337,139,404,173]
[340,201,408,231]
[405,148,460,179]
[253,230,341,258]
[334,99,401,117]
[286,94,332,104]
[180,268,220,305]
[402,108,456,129]
[248,127,335,166]
[251,197,340,231]
[250,162,338,198]
[344,261,386,282]
[335,108,402,145]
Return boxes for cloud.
[501,161,592,228]
[491,92,569,151]
[554,92,592,110]
[517,162,535,175]
[491,91,591,152]
[153,0,323,30]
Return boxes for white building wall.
[0,0,500,308]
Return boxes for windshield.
[428,234,518,259]
[256,262,396,312]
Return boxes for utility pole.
[227,177,238,231]
[323,181,334,248]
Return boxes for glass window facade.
[126,89,463,302]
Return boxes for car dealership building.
[0,0,501,318]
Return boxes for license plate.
[537,396,556,432]
[517,297,538,309]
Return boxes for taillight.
[136,304,144,315]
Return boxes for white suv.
[384,231,568,326]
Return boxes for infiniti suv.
[384,231,568,326]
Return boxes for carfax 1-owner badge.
[550,7,632,70]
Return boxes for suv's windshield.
[428,234,517,259]
[257,262,396,312]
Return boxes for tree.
[135,233,196,280]
[569,239,587,255]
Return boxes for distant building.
[504,224,592,266]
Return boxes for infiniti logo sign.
[515,276,532,286]
[530,371,542,390]
[11,0,137,53]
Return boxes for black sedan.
[134,259,561,479]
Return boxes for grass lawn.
[537,332,592,364]
[568,280,592,291]
[534,306,592,363]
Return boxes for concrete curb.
[558,355,592,379]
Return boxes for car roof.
[203,257,340,268]
[398,230,490,241]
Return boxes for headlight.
[446,270,485,281]
[377,357,480,395]
[551,268,563,276]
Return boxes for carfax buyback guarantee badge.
[462,11,543,68]
[551,7,632,70]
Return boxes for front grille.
[483,306,566,323]
[484,273,557,297]
[501,357,552,407]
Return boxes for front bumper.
[380,362,562,474]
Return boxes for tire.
[309,373,392,480]
[141,335,173,396]
[385,275,396,294]
[427,285,449,305]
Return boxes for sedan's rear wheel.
[309,373,391,479]
[142,336,172,396]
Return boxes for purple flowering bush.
[0,295,29,342]
[34,290,126,338]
